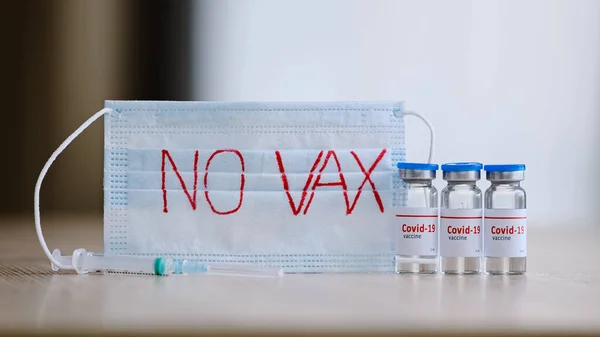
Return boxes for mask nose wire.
[403,111,435,164]
[34,108,114,270]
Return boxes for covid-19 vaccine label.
[484,209,527,257]
[440,209,483,257]
[395,208,438,256]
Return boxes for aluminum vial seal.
[397,162,438,181]
[484,164,525,182]
[441,162,483,182]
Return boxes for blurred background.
[0,0,193,215]
[2,0,600,225]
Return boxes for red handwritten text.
[161,149,387,215]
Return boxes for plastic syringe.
[60,249,284,278]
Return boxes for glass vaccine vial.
[395,163,439,274]
[484,164,527,275]
[440,162,483,275]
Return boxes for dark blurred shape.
[0,0,194,216]
[130,0,194,100]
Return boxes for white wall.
[193,0,600,225]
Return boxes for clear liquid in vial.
[484,181,526,275]
[441,182,482,275]
[395,178,439,274]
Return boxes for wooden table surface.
[0,215,599,336]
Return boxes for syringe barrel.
[72,249,156,275]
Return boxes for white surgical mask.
[35,101,434,273]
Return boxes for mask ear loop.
[403,110,435,164]
[34,108,113,270]
[402,110,436,208]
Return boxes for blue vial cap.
[397,162,439,171]
[441,162,483,172]
[484,164,526,172]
